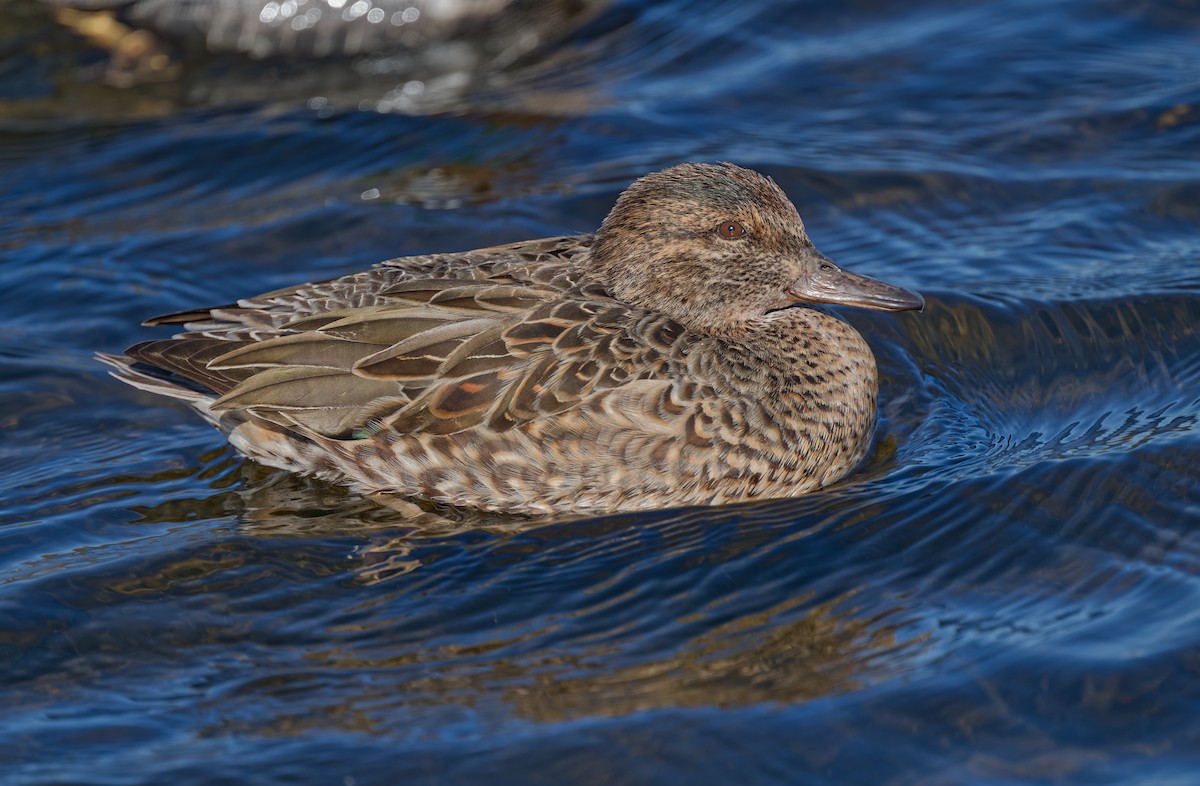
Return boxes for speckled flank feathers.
[100,163,922,514]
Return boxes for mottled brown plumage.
[100,163,922,514]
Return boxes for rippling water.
[3,0,1200,783]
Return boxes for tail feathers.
[142,303,237,327]
[99,352,334,479]
[97,351,216,406]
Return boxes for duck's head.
[589,162,923,334]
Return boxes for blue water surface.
[2,0,1200,783]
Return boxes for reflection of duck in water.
[47,0,605,94]
[102,163,922,515]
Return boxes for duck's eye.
[716,220,747,240]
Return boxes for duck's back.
[145,235,595,339]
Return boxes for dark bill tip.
[788,261,924,313]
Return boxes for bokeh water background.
[3,0,1200,782]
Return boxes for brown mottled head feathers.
[588,162,816,333]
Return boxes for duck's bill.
[788,260,924,312]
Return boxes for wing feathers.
[110,234,704,444]
[353,318,498,380]
[211,366,399,413]
[210,332,384,371]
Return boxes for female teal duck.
[102,163,922,514]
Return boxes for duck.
[101,162,923,515]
